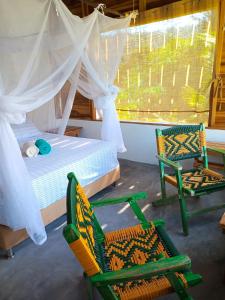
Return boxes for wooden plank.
[219,212,225,229]
[136,0,219,25]
[209,0,225,126]
[139,0,147,12]
[76,0,123,16]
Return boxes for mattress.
[21,133,119,209]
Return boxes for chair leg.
[153,172,177,207]
[87,278,94,300]
[84,273,94,300]
[167,273,193,300]
[160,174,167,200]
[178,194,189,236]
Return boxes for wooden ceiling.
[63,0,181,18]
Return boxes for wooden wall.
[63,0,181,18]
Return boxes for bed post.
[5,248,15,259]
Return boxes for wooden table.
[194,141,225,170]
[206,141,225,170]
[65,126,82,137]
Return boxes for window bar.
[176,26,179,49]
[138,72,141,88]
[139,31,141,53]
[127,69,130,89]
[105,39,108,61]
[163,32,166,48]
[126,34,129,55]
[96,42,100,62]
[205,20,211,47]
[171,98,174,105]
[160,65,164,86]
[173,72,176,86]
[191,23,195,46]
[117,68,120,84]
[149,31,152,52]
[149,67,152,86]
[199,66,204,88]
[185,64,190,86]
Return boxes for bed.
[0,124,120,255]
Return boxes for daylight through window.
[114,11,217,124]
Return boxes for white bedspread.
[21,133,118,209]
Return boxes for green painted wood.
[63,224,80,243]
[91,192,148,208]
[129,199,150,229]
[84,273,95,300]
[200,123,208,169]
[207,146,225,155]
[153,219,166,227]
[157,155,183,170]
[184,272,203,287]
[91,256,191,287]
[98,286,118,300]
[155,224,180,257]
[67,172,78,225]
[167,273,193,300]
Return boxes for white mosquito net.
[0,0,131,245]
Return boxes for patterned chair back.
[156,124,206,161]
[64,173,104,276]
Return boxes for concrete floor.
[0,159,225,300]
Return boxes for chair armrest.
[207,146,225,156]
[91,255,191,286]
[91,192,148,208]
[156,155,182,171]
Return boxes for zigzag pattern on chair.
[104,225,168,271]
[165,168,225,192]
[103,224,187,300]
[163,131,201,160]
[182,169,225,191]
[76,184,97,258]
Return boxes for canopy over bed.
[0,0,132,245]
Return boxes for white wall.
[69,119,225,165]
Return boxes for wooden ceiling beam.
[139,0,147,12]
[76,0,123,16]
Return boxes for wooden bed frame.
[0,166,120,257]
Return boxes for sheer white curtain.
[0,0,131,244]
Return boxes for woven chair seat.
[165,168,225,194]
[101,224,187,300]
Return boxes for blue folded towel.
[35,139,51,155]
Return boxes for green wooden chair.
[63,172,202,300]
[155,123,225,235]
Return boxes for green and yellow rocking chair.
[63,172,202,300]
[155,123,225,235]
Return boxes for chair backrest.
[63,172,104,276]
[156,124,207,161]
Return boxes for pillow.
[11,120,42,141]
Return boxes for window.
[115,11,217,124]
